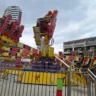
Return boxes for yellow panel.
[44,35,48,44]
[71,72,87,87]
[1,46,10,51]
[48,47,54,57]
[4,57,10,61]
[20,49,23,53]
[11,56,16,60]
[4,70,86,86]
[19,71,68,85]
[17,42,23,48]
[48,47,51,57]
[93,60,96,66]
[66,56,69,60]
[42,47,46,56]
[76,56,79,61]
[30,48,33,53]
[17,53,20,56]
[33,27,41,45]
[0,40,10,47]
[1,35,16,44]
[1,52,9,56]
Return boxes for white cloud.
[20,25,37,48]
[0,0,96,54]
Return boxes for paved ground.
[0,75,95,96]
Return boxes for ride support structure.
[33,10,58,57]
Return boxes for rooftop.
[64,36,96,44]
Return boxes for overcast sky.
[0,0,96,53]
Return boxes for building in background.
[63,37,96,55]
[4,6,22,25]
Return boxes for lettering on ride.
[35,74,40,81]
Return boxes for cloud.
[0,0,96,53]
[20,25,36,48]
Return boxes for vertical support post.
[45,44,49,57]
[40,37,45,52]
[67,69,71,96]
[95,79,96,96]
[72,43,74,51]
[56,78,63,96]
[87,75,91,96]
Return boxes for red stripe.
[56,90,62,96]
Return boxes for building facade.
[63,37,96,55]
[4,6,22,24]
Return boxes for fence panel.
[0,68,69,96]
[0,67,96,96]
[67,68,96,96]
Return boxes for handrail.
[55,56,70,68]
[88,68,96,79]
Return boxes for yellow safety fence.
[71,72,87,87]
[2,69,87,87]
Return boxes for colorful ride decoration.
[0,13,43,65]
[0,9,90,88]
[0,14,12,33]
[0,9,95,76]
[64,50,96,70]
[42,46,54,57]
[3,69,87,87]
[0,43,42,61]
[0,14,24,48]
[33,10,58,57]
[33,10,58,46]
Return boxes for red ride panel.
[1,14,12,33]
[11,48,19,52]
[48,10,58,39]
[24,45,31,50]
[3,22,17,38]
[3,21,19,39]
[0,50,5,53]
[14,25,24,42]
[38,10,58,40]
[15,59,22,68]
[83,57,88,65]
[10,52,17,56]
[10,20,19,35]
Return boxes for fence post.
[87,74,91,96]
[67,68,71,96]
[56,78,63,96]
[95,79,96,96]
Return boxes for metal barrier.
[87,69,96,96]
[67,68,96,96]
[0,67,96,96]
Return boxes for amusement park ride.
[0,10,61,69]
[0,9,96,92]
[0,14,40,66]
[0,9,96,74]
